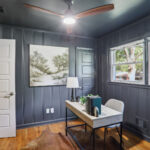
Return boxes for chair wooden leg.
[104,128,107,150]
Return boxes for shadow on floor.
[69,125,143,150]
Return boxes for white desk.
[65,100,123,150]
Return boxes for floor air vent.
[136,116,148,129]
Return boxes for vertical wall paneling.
[13,28,24,125]
[0,24,97,128]
[33,32,44,122]
[97,15,150,140]
[23,30,34,124]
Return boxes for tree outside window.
[110,40,145,84]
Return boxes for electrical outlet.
[46,108,50,114]
[50,108,54,114]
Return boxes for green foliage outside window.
[111,42,144,82]
[115,45,143,64]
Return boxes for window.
[110,40,145,84]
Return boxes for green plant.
[80,96,87,105]
[80,94,99,104]
[87,94,99,97]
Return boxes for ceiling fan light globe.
[63,17,76,25]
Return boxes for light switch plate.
[46,108,50,114]
[50,108,54,114]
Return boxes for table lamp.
[66,77,79,101]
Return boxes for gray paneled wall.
[97,15,150,141]
[0,24,97,128]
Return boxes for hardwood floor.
[0,120,150,150]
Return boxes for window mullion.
[145,39,148,85]
[113,61,143,66]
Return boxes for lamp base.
[71,88,75,102]
[71,97,75,102]
[71,98,75,102]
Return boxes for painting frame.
[29,44,69,87]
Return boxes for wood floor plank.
[0,120,150,150]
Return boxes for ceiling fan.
[24,0,114,33]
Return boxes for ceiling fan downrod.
[64,0,74,9]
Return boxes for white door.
[0,39,16,138]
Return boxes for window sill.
[107,81,150,89]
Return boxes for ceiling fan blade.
[75,4,114,19]
[24,3,64,18]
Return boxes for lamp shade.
[66,77,79,88]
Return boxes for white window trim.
[110,39,145,84]
[148,39,150,85]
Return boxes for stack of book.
[85,96,102,116]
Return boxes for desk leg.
[65,107,68,136]
[92,128,95,150]
[120,122,123,150]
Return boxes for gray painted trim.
[144,38,148,85]
[110,39,145,50]
[17,116,77,129]
[107,37,146,51]
[0,24,96,40]
[124,124,150,142]
[107,81,150,89]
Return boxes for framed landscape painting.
[29,45,69,87]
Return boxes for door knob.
[4,92,15,98]
[9,92,14,96]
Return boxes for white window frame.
[148,38,150,85]
[110,39,145,84]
